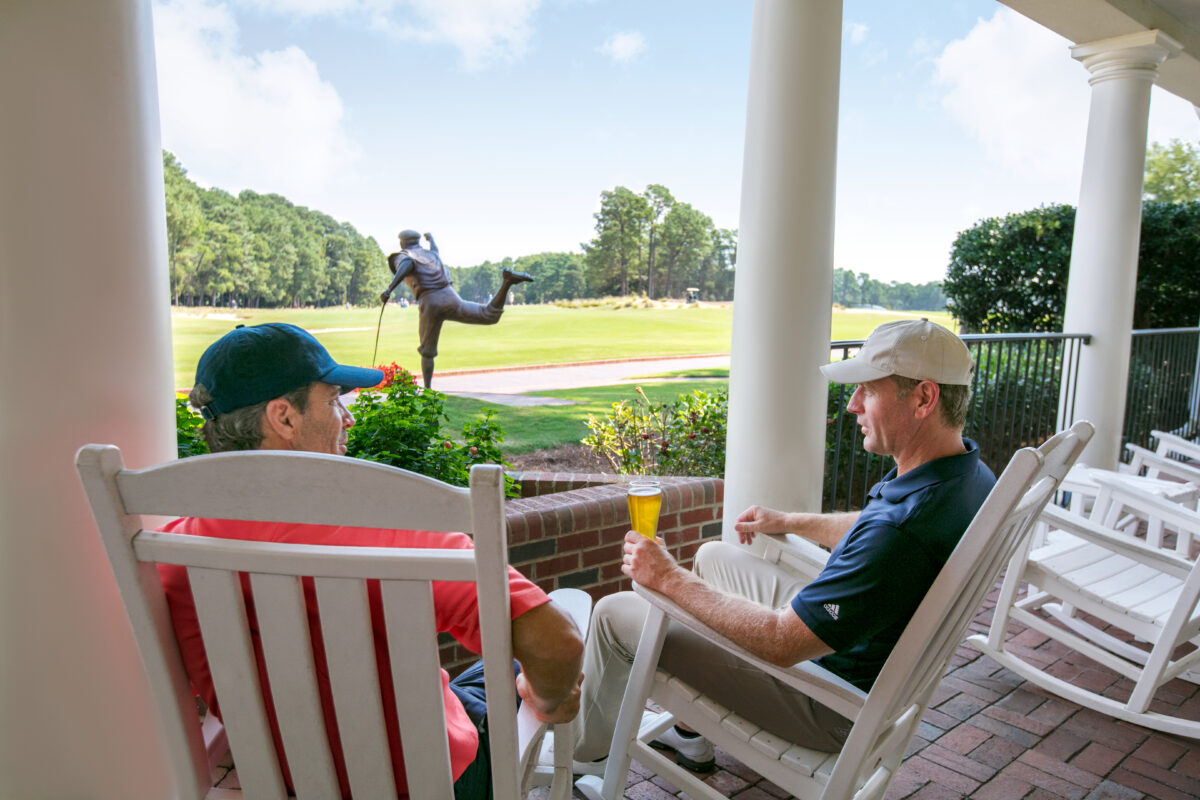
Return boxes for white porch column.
[1060,31,1180,468]
[723,0,842,539]
[0,1,176,798]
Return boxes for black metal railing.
[1123,327,1200,450]
[824,332,1090,511]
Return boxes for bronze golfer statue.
[380,229,533,388]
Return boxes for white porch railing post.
[1059,30,1180,468]
[0,0,176,797]
[722,0,842,540]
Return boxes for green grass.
[172,304,953,388]
[440,380,728,455]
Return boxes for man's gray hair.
[891,375,972,430]
[189,383,312,453]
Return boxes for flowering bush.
[372,361,413,389]
[583,386,727,476]
[346,365,519,496]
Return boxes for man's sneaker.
[650,726,716,773]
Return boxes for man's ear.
[261,397,302,446]
[911,380,942,421]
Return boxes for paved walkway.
[431,354,730,403]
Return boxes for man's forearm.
[789,511,859,549]
[511,601,584,712]
[655,567,829,667]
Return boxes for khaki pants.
[573,540,853,761]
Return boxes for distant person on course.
[164,322,584,799]
[380,229,532,388]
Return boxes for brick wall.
[438,471,725,674]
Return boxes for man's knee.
[693,540,742,582]
[589,591,650,661]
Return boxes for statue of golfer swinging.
[380,229,532,388]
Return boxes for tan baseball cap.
[820,319,973,386]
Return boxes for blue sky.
[152,0,1198,285]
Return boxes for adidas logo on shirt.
[823,603,840,620]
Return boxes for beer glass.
[627,479,663,539]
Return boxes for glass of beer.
[627,479,663,539]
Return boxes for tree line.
[163,152,945,309]
[164,152,388,307]
[831,269,944,312]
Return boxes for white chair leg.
[575,605,670,800]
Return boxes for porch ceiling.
[999,0,1200,107]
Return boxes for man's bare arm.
[623,532,832,667]
[734,505,859,550]
[511,600,585,723]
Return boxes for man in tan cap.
[572,319,996,773]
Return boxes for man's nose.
[846,386,864,413]
[339,399,355,428]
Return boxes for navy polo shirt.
[791,439,995,691]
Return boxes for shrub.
[345,365,519,496]
[582,386,727,476]
[176,395,209,458]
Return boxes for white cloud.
[844,21,868,46]
[935,8,1200,183]
[152,0,357,200]
[366,0,542,70]
[935,8,1088,181]
[598,31,647,64]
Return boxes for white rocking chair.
[968,471,1200,739]
[76,444,587,800]
[577,421,1093,800]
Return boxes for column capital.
[1071,29,1181,86]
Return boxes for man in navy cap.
[170,323,584,799]
[574,319,995,773]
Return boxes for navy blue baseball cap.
[194,323,383,420]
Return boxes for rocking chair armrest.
[1039,504,1195,579]
[759,533,830,581]
[1091,472,1200,526]
[1124,444,1200,484]
[632,582,867,721]
[1151,429,1200,462]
